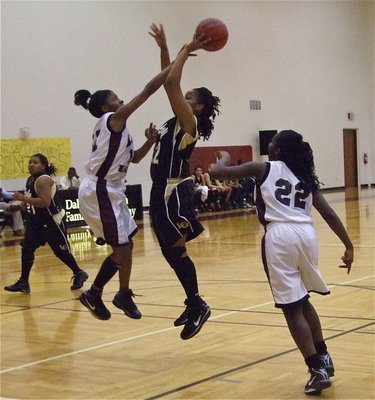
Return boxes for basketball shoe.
[180,301,211,340]
[79,290,111,320]
[4,278,30,294]
[174,299,189,326]
[112,289,141,319]
[305,367,331,395]
[319,352,335,377]
[70,270,89,290]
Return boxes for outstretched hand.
[149,23,167,48]
[185,32,211,53]
[145,122,159,144]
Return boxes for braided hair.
[194,87,221,141]
[32,153,57,176]
[74,89,112,118]
[274,130,321,192]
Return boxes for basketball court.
[1,188,373,399]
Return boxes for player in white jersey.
[74,51,173,322]
[212,130,353,396]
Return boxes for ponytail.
[32,153,57,176]
[74,89,112,118]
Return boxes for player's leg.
[79,255,118,320]
[282,302,331,395]
[299,224,335,377]
[161,237,210,340]
[111,242,141,319]
[3,218,40,293]
[47,220,88,290]
[303,300,335,377]
[264,224,330,395]
[151,180,210,339]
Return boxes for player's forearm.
[19,194,50,208]
[324,214,353,250]
[160,45,171,70]
[132,141,154,163]
[165,48,188,87]
[144,63,172,96]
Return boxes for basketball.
[195,18,228,52]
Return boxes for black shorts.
[150,179,204,248]
[22,215,71,253]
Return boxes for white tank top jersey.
[256,161,314,226]
[84,112,134,182]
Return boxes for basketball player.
[212,130,354,395]
[4,154,88,294]
[74,59,173,321]
[149,24,221,340]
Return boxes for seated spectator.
[60,167,81,190]
[204,163,232,211]
[0,188,25,236]
[236,160,255,207]
[227,178,244,209]
[218,179,232,210]
[191,166,209,212]
[240,176,256,207]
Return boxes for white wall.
[1,0,374,205]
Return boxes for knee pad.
[161,246,187,268]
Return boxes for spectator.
[205,163,231,210]
[60,167,81,190]
[237,159,255,207]
[203,163,222,211]
[191,166,209,212]
[0,188,25,236]
[226,178,244,209]
[241,176,256,207]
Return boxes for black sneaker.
[305,367,331,395]
[320,353,335,377]
[4,278,30,294]
[180,302,211,340]
[79,290,111,320]
[174,299,189,326]
[70,270,89,290]
[112,289,142,319]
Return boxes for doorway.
[343,129,358,188]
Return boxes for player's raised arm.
[212,151,267,182]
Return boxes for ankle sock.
[305,353,323,369]
[315,341,328,355]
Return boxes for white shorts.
[78,176,137,246]
[263,222,329,307]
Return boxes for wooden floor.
[1,188,374,400]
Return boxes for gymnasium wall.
[1,1,374,205]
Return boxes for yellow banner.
[0,138,71,179]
